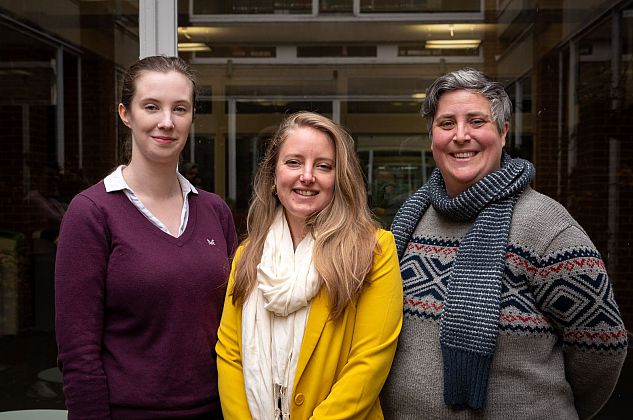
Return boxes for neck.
[123,159,181,199]
[284,211,308,250]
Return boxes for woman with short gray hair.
[381,68,627,419]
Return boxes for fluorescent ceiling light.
[411,92,426,99]
[425,39,481,49]
[178,43,211,52]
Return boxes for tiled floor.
[0,332,631,417]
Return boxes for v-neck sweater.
[55,181,237,419]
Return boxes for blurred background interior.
[0,0,632,417]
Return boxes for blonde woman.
[216,111,403,419]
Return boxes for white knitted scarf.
[242,209,320,420]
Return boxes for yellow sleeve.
[216,246,253,419]
[311,230,404,419]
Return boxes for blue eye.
[285,159,301,168]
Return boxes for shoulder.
[372,229,399,270]
[65,181,111,217]
[195,189,231,209]
[192,190,235,228]
[510,187,592,254]
[59,182,117,241]
[73,181,107,202]
[194,190,233,217]
[376,228,396,249]
[514,187,578,225]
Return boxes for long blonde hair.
[232,112,379,319]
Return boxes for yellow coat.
[216,229,403,419]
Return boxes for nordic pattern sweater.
[55,182,237,419]
[380,187,627,420]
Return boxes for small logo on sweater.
[207,238,215,246]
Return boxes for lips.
[152,136,176,144]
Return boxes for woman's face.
[431,89,507,197]
[118,70,193,166]
[275,126,336,237]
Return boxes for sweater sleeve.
[532,225,627,420]
[218,198,238,257]
[310,230,404,419]
[216,246,253,419]
[55,194,112,419]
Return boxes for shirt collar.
[177,170,199,195]
[104,165,199,195]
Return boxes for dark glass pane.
[196,46,276,58]
[297,45,377,57]
[194,0,312,14]
[360,0,480,13]
[319,0,353,13]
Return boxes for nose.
[157,112,174,129]
[453,122,471,143]
[300,168,315,184]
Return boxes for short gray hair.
[421,68,512,136]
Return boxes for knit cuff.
[441,344,493,410]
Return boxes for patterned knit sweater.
[380,187,627,420]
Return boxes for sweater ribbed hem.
[441,344,492,410]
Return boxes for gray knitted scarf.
[391,154,535,410]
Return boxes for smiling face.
[431,89,508,196]
[275,126,336,239]
[118,70,194,166]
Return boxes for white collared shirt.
[104,165,198,238]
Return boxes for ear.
[118,103,131,128]
[500,121,509,148]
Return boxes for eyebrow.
[138,97,192,105]
[281,153,334,162]
[435,111,490,119]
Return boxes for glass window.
[297,45,377,57]
[196,45,276,58]
[320,0,353,14]
[193,0,313,15]
[2,0,633,415]
[1,0,139,410]
[360,0,481,13]
[398,44,481,57]
[178,5,633,379]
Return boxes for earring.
[272,183,277,196]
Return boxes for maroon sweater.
[55,182,237,419]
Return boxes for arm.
[55,194,111,419]
[532,226,627,420]
[311,230,404,419]
[216,247,253,419]
[215,195,238,257]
